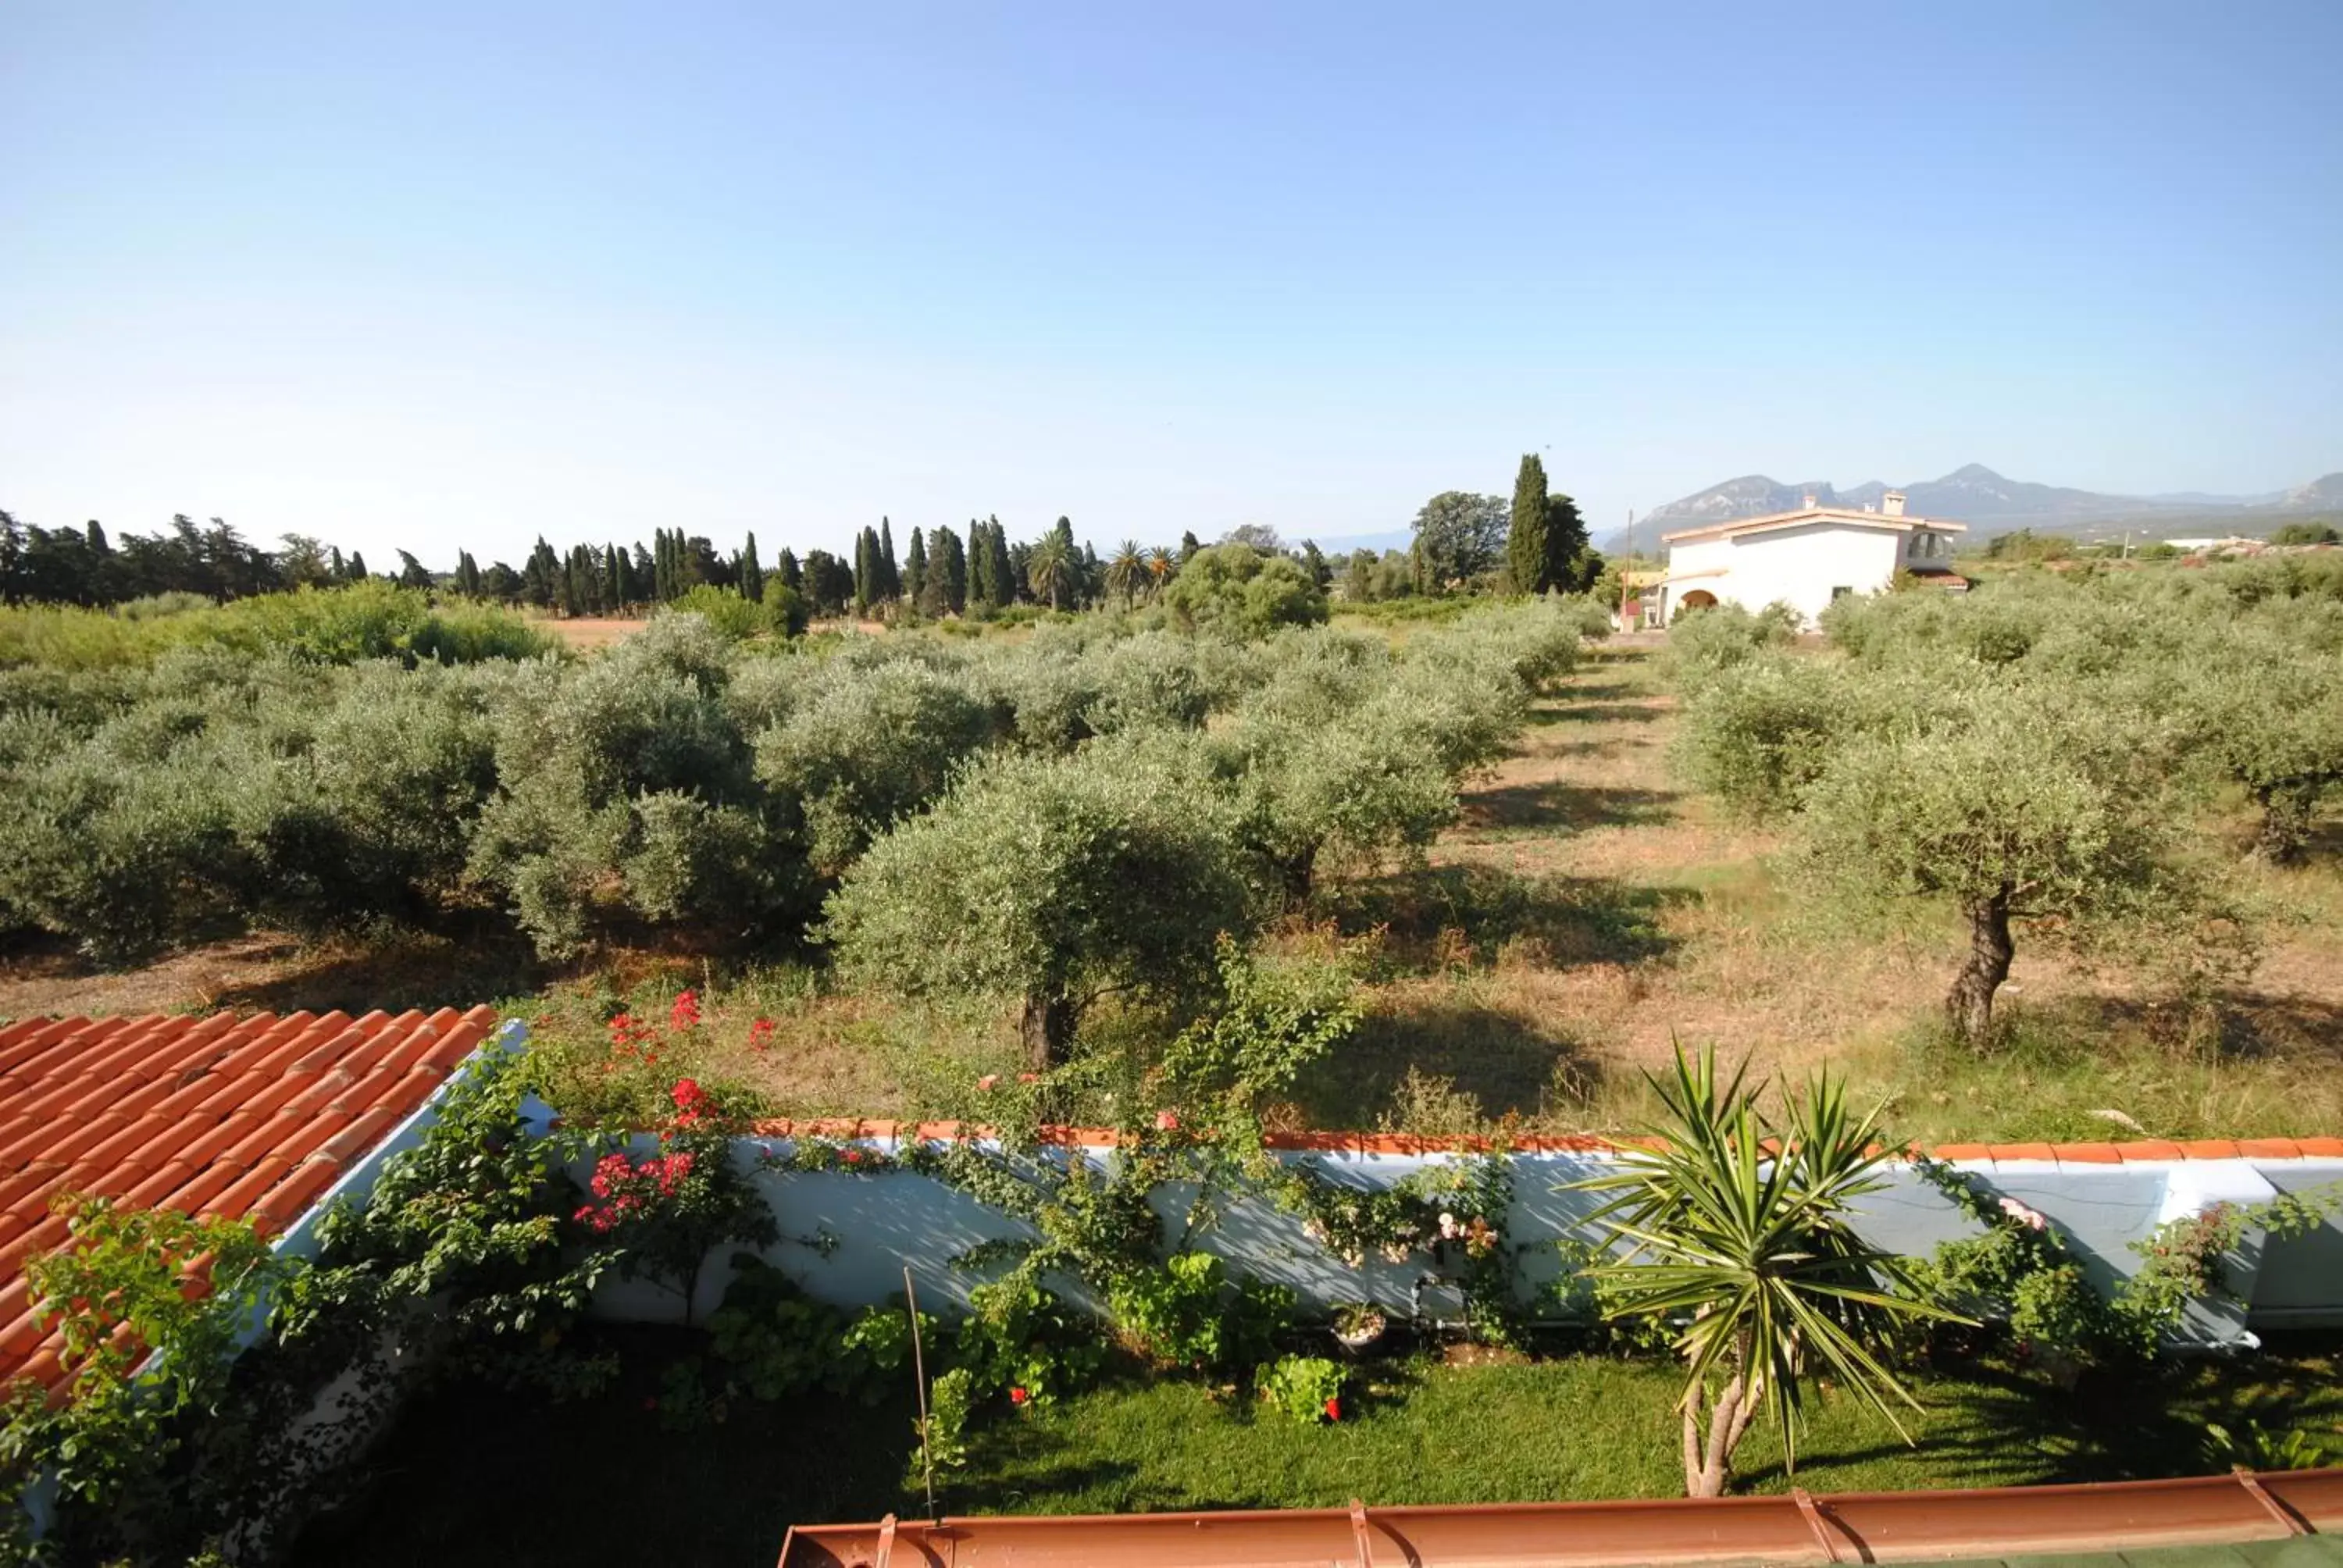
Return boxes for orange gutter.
[778,1466,2343,1567]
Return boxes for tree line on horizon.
[0,455,1601,618]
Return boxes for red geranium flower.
[1323,1396,1341,1422]
[1009,1386,1029,1406]
[669,990,701,1030]
[748,1017,776,1053]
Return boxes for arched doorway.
[1678,589,1719,611]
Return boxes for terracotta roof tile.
[0,1006,497,1395]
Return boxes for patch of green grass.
[1856,1003,2343,1145]
[288,1331,2343,1568]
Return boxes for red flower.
[669,990,701,1030]
[748,1017,776,1053]
[1154,1110,1179,1131]
[1323,1397,1342,1422]
[1009,1386,1030,1406]
[843,1148,864,1164]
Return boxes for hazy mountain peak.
[1617,461,2341,554]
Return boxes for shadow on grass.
[216,923,547,1015]
[1291,996,1610,1129]
[1325,863,1690,971]
[1546,700,1667,725]
[1466,782,1681,833]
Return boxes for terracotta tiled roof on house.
[0,1005,499,1392]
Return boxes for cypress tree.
[854,527,876,614]
[348,551,368,582]
[904,527,927,605]
[740,533,764,605]
[986,519,1014,609]
[1508,452,1550,593]
[651,530,669,602]
[965,520,990,606]
[612,543,634,606]
[330,545,345,580]
[879,517,901,600]
[943,526,968,612]
[1544,490,1591,592]
[1179,530,1202,561]
[776,547,802,593]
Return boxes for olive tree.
[824,738,1254,1069]
[2178,626,2343,864]
[754,659,995,875]
[1792,689,2203,1045]
[1220,712,1458,896]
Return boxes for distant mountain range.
[1601,465,2343,554]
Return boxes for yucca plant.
[1571,1046,1958,1496]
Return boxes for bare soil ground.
[537,616,646,650]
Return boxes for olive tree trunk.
[1019,990,1077,1074]
[2253,783,2314,865]
[1946,885,2015,1047]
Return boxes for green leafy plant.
[1258,1355,1347,1423]
[0,1196,284,1551]
[1572,1045,1958,1496]
[2199,1418,2338,1472]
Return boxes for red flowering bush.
[669,989,702,1031]
[747,1017,776,1053]
[569,1076,776,1323]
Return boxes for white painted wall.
[1666,522,1913,626]
[587,1135,2343,1347]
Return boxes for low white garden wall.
[574,1123,2343,1348]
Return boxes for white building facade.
[1653,490,1966,628]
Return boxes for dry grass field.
[6,639,2340,1145]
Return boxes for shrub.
[754,659,995,875]
[663,586,768,641]
[1659,601,1791,693]
[825,737,1254,1069]
[1257,1355,1346,1423]
[1164,544,1328,639]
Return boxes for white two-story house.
[1651,490,1967,628]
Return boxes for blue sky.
[3,1,2338,567]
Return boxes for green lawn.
[287,1330,2342,1567]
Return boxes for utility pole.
[1617,508,1636,632]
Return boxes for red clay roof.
[0,1005,497,1392]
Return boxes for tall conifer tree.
[985,519,1014,609]
[1508,453,1550,593]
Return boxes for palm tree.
[1026,534,1074,611]
[1146,546,1175,598]
[1106,540,1145,608]
[1571,1046,1956,1497]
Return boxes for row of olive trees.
[0,604,1583,1061]
[1667,560,2343,1043]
